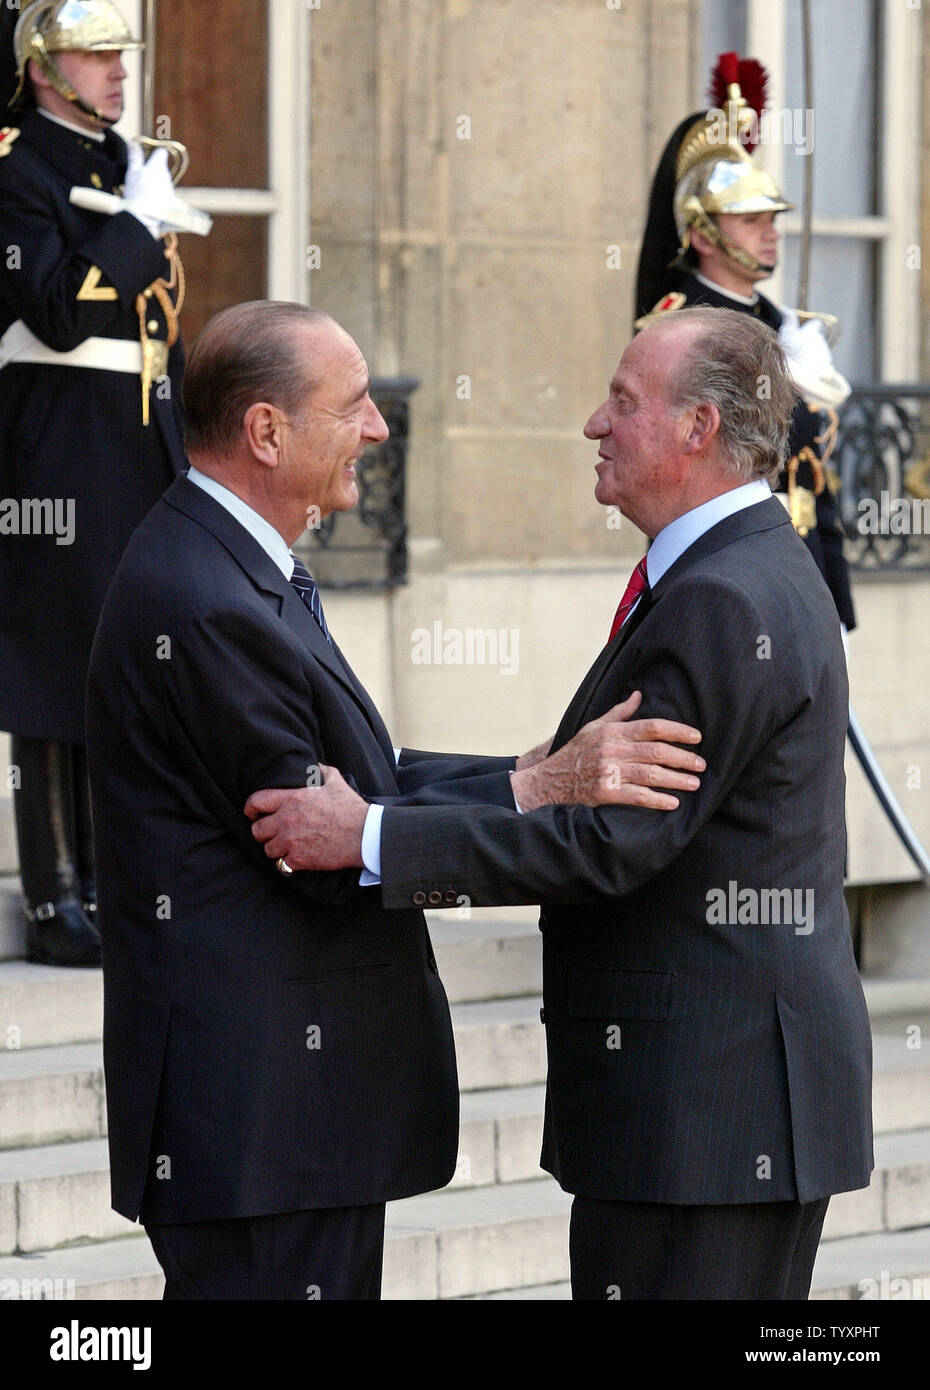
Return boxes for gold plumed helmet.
[673,53,793,275]
[10,0,142,120]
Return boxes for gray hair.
[183,301,334,456]
[653,306,797,485]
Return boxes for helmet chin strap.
[718,233,774,276]
[683,203,774,277]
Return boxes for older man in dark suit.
[250,307,873,1300]
[86,300,707,1299]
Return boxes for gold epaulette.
[0,127,21,159]
[634,291,687,332]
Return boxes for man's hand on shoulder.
[245,767,367,871]
[511,691,704,813]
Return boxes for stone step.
[452,995,547,1090]
[811,1225,930,1300]
[821,1128,930,1241]
[2,1118,927,1261]
[475,1284,569,1295]
[863,978,930,1018]
[384,1177,573,1299]
[475,1224,930,1300]
[0,893,542,994]
[0,1086,546,1253]
[0,1179,573,1301]
[428,908,540,1003]
[0,1137,136,1255]
[0,876,25,960]
[2,1181,929,1302]
[476,1281,571,1299]
[0,1233,161,1300]
[0,1084,544,1262]
[870,1013,930,1133]
[0,960,102,1050]
[0,1042,104,1151]
[2,1003,929,1155]
[0,798,15,877]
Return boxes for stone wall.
[309,0,697,568]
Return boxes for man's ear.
[243,402,282,469]
[27,58,51,91]
[688,227,715,260]
[683,401,720,455]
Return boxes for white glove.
[123,143,182,238]
[778,308,852,411]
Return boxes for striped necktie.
[608,556,649,641]
[289,556,333,645]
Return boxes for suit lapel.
[164,476,397,766]
[551,590,654,751]
[551,499,791,748]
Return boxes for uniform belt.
[0,319,144,373]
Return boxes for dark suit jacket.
[379,498,874,1206]
[86,475,513,1225]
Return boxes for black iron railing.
[834,385,930,572]
[296,376,418,589]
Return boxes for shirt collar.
[694,271,759,308]
[38,108,106,143]
[646,480,772,588]
[186,466,295,580]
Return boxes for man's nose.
[364,399,390,444]
[113,54,128,80]
[583,406,608,439]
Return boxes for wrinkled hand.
[514,736,554,772]
[245,766,367,871]
[511,690,704,812]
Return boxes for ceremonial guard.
[634,53,855,631]
[0,2,192,964]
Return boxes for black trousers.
[570,1195,830,1300]
[146,1204,386,1300]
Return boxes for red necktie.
[609,556,648,641]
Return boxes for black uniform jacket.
[86,476,516,1224]
[379,500,874,1207]
[0,109,186,743]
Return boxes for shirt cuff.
[360,802,384,885]
[510,770,524,814]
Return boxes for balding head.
[644,307,796,485]
[584,307,797,537]
[183,301,337,458]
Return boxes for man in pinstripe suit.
[250,307,874,1299]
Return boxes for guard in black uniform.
[634,53,855,631]
[0,2,192,963]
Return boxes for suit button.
[427,956,438,974]
[443,890,457,904]
[539,1008,546,1024]
[427,890,443,906]
[413,891,427,906]
[538,914,546,933]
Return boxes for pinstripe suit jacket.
[380,498,874,1204]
